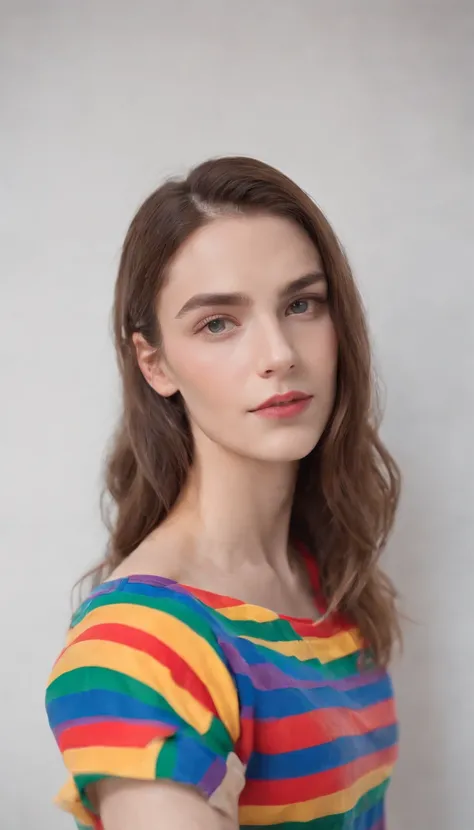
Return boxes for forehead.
[163,214,322,302]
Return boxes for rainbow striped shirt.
[45,560,398,828]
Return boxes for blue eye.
[289,299,310,314]
[201,317,238,335]
[206,318,227,334]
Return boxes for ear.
[132,333,178,398]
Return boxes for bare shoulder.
[106,522,191,584]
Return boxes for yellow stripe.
[242,627,362,663]
[238,764,392,825]
[63,603,240,741]
[50,639,213,735]
[56,777,94,826]
[219,604,279,622]
[56,743,168,824]
[63,742,163,779]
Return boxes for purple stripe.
[128,574,176,587]
[127,575,195,599]
[219,640,382,692]
[369,820,385,830]
[198,756,227,796]
[328,670,385,692]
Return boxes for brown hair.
[94,156,401,666]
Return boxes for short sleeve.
[45,578,242,828]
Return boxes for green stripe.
[155,738,177,778]
[74,772,103,812]
[46,666,184,723]
[249,645,362,678]
[219,616,304,642]
[359,778,390,813]
[316,650,362,677]
[204,713,233,755]
[235,636,362,677]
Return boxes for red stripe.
[298,543,354,632]
[240,744,397,806]
[69,623,218,716]
[247,700,396,754]
[58,719,175,752]
[290,615,355,638]
[184,586,244,610]
[235,714,255,765]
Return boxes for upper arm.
[45,581,242,829]
[93,777,237,830]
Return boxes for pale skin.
[92,213,338,828]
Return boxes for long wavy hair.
[91,156,401,666]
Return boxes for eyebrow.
[175,270,326,318]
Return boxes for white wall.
[1,1,472,827]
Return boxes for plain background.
[1,1,473,828]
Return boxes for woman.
[45,156,401,830]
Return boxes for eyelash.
[196,295,327,336]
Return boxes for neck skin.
[169,427,299,578]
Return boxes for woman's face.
[147,213,337,463]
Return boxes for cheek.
[323,322,338,375]
[302,317,338,379]
[165,336,243,407]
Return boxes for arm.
[93,778,238,830]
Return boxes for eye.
[207,318,226,334]
[288,298,311,315]
[199,316,236,336]
[286,295,327,317]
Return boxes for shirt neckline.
[94,543,333,632]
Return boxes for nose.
[256,320,296,378]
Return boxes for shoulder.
[47,576,240,744]
[45,576,243,825]
[68,573,219,639]
[105,523,191,585]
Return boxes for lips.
[253,391,312,411]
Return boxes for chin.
[247,427,323,463]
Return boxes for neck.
[172,432,299,574]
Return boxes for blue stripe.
[46,689,180,730]
[235,671,393,714]
[173,734,224,788]
[246,724,398,779]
